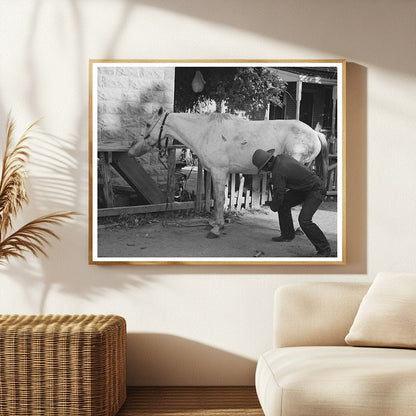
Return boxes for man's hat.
[252,149,275,172]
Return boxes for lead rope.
[157,113,170,167]
[155,113,172,226]
[157,112,169,153]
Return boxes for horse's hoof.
[295,228,304,235]
[206,231,219,239]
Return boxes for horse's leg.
[206,169,227,239]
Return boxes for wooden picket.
[200,171,271,212]
[223,172,271,211]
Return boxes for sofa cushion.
[256,346,416,416]
[345,272,416,348]
[274,282,370,348]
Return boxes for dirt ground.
[98,201,338,259]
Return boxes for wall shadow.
[0,250,155,315]
[0,1,155,312]
[127,333,257,386]
[0,123,156,313]
[132,0,413,76]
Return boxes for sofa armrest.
[273,282,370,348]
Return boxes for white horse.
[128,107,328,238]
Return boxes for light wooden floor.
[116,386,264,416]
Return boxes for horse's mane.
[206,112,235,123]
[180,112,236,123]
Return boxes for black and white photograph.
[89,60,345,264]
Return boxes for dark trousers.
[277,189,330,253]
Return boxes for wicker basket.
[0,314,126,416]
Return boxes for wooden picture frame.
[89,60,345,265]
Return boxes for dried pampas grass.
[0,115,78,264]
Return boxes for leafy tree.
[174,67,286,119]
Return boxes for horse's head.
[128,107,166,157]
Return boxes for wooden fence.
[98,145,336,218]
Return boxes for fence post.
[100,152,114,208]
[236,174,245,210]
[261,173,268,206]
[230,174,236,210]
[251,175,261,208]
[205,170,212,212]
[167,147,176,203]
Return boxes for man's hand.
[270,187,284,212]
[264,200,279,211]
[269,198,281,212]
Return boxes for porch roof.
[274,68,338,86]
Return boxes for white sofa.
[255,281,416,416]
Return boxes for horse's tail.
[315,131,329,188]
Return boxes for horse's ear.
[158,107,164,116]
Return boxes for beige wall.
[0,0,415,385]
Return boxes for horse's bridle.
[143,112,170,155]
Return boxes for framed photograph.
[89,60,345,265]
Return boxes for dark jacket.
[269,154,326,211]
